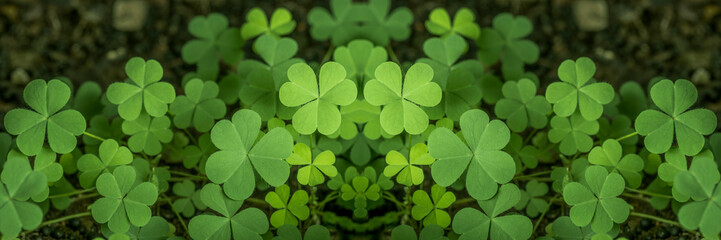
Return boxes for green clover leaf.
[391,224,448,240]
[182,133,216,173]
[412,184,456,228]
[635,79,717,155]
[121,113,173,155]
[28,147,63,184]
[678,181,721,238]
[563,166,630,233]
[545,57,614,120]
[279,62,357,135]
[361,0,413,46]
[273,224,331,240]
[241,8,296,39]
[340,175,381,217]
[286,143,338,186]
[170,79,226,132]
[206,109,293,200]
[188,184,268,240]
[181,13,243,80]
[82,116,124,151]
[588,139,644,188]
[4,79,86,155]
[91,166,158,233]
[265,184,310,228]
[73,81,104,119]
[476,13,539,80]
[617,81,648,119]
[452,184,533,240]
[674,154,719,202]
[333,39,388,86]
[548,113,599,156]
[428,109,515,200]
[0,133,11,169]
[710,133,721,171]
[107,57,176,120]
[495,78,551,132]
[121,216,179,240]
[308,0,412,46]
[523,180,549,217]
[425,8,480,39]
[364,62,442,135]
[171,180,203,217]
[0,153,47,238]
[307,0,356,45]
[384,143,435,186]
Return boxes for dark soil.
[1,0,720,239]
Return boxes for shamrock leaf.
[0,133,11,169]
[122,216,179,240]
[0,154,47,238]
[121,113,173,155]
[360,0,413,46]
[4,79,86,155]
[279,62,357,135]
[364,62,442,135]
[523,180,549,217]
[286,143,338,186]
[182,133,216,172]
[333,39,388,85]
[91,166,158,233]
[428,109,515,200]
[27,147,63,184]
[391,224,448,240]
[635,79,717,155]
[265,184,310,228]
[495,78,551,132]
[182,13,243,80]
[307,0,357,45]
[273,224,331,240]
[548,113,599,156]
[73,81,105,119]
[425,8,480,39]
[384,143,435,186]
[476,13,539,80]
[188,184,268,240]
[674,154,719,202]
[241,8,296,39]
[545,57,614,120]
[412,184,456,228]
[171,180,200,217]
[452,184,532,240]
[617,81,647,119]
[107,57,176,120]
[170,79,226,132]
[417,34,466,89]
[206,110,293,200]
[563,166,630,233]
[340,175,381,217]
[588,139,644,188]
[678,181,721,238]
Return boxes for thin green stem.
[309,133,314,153]
[245,197,268,206]
[615,131,638,142]
[514,170,553,180]
[48,188,96,199]
[163,194,189,234]
[71,193,99,202]
[523,128,538,146]
[621,192,649,202]
[629,212,685,229]
[386,45,400,64]
[383,192,404,210]
[321,45,335,64]
[183,129,198,146]
[452,198,476,206]
[83,131,105,142]
[625,187,673,199]
[318,192,338,212]
[533,194,560,234]
[38,212,91,228]
[168,170,207,180]
[407,133,412,156]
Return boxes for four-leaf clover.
[265,184,310,228]
[563,166,630,233]
[545,57,614,120]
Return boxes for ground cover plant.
[0,0,720,239]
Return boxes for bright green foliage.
[182,133,216,172]
[678,181,721,237]
[635,79,717,155]
[333,39,388,85]
[91,166,158,233]
[279,62,357,135]
[412,185,456,228]
[617,82,647,119]
[188,184,268,240]
[522,180,549,217]
[241,8,296,39]
[107,57,176,120]
[425,8,480,39]
[711,133,721,170]
[340,176,381,217]
[476,13,539,80]
[588,139,644,188]
[273,225,331,240]
[181,13,243,80]
[674,154,719,202]
[121,113,173,155]
[495,78,551,132]
[364,62,442,135]
[545,216,598,239]
[4,79,86,155]
[0,133,11,168]
[391,224,448,240]
[286,143,338,186]
[563,166,629,233]
[384,143,435,186]
[265,184,310,228]
[205,110,293,200]
[308,0,413,46]
[172,180,204,218]
[31,147,63,184]
[170,79,226,132]
[0,154,46,238]
[452,184,532,240]
[428,109,515,200]
[546,57,614,120]
[548,113,600,156]
[120,216,180,240]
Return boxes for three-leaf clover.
[495,78,551,132]
[188,184,268,240]
[91,166,158,233]
[425,8,480,39]
[279,62,357,135]
[384,143,435,186]
[206,109,293,200]
[265,184,310,228]
[588,139,644,188]
[241,8,296,39]
[340,176,381,217]
[286,143,338,186]
[107,57,176,120]
[521,180,549,217]
[169,79,226,132]
[181,13,243,80]
[563,166,630,233]
[0,153,47,238]
[476,13,539,80]
[674,154,719,202]
[121,113,173,155]
[412,184,456,228]
[548,113,600,156]
[634,79,717,155]
[545,57,614,120]
[452,184,533,240]
[677,160,721,237]
[4,79,86,155]
[333,39,388,85]
[428,109,515,200]
[364,62,442,135]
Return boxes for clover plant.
[1,3,720,240]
